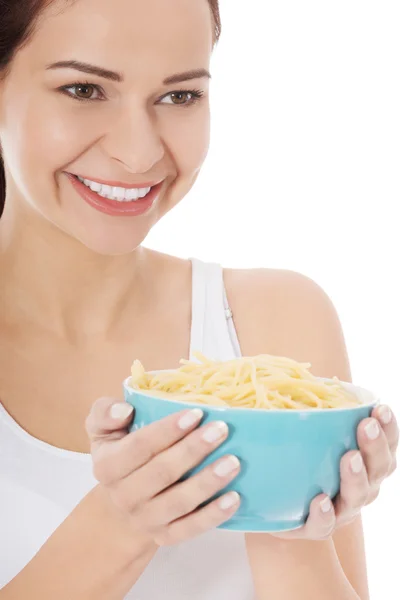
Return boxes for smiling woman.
[0,0,218,221]
[0,0,218,255]
[0,1,397,600]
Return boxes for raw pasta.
[128,352,361,410]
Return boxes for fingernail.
[365,420,380,440]
[351,452,364,474]
[320,497,333,514]
[178,408,204,430]
[110,403,134,420]
[378,406,392,425]
[202,421,229,443]
[214,455,241,477]
[219,491,240,510]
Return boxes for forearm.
[246,534,360,600]
[2,485,157,600]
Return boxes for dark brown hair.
[0,0,221,217]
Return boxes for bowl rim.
[123,374,380,414]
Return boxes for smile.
[65,172,164,217]
[76,175,152,203]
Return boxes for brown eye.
[170,92,191,105]
[160,90,203,108]
[60,83,104,102]
[74,84,95,99]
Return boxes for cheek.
[166,108,210,174]
[2,90,96,205]
[158,109,210,213]
[18,103,89,174]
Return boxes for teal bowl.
[123,375,379,532]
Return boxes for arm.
[225,268,370,600]
[332,516,369,600]
[246,535,360,600]
[1,485,157,600]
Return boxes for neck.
[0,203,154,339]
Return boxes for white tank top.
[0,258,255,599]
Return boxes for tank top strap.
[189,257,207,360]
[189,258,242,362]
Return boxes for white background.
[146,1,400,598]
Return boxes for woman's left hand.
[272,404,399,540]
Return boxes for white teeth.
[98,184,112,198]
[83,178,102,192]
[125,188,140,201]
[77,176,151,202]
[112,186,126,201]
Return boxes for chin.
[72,221,152,256]
[43,207,154,256]
[51,174,165,255]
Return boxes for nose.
[101,102,165,174]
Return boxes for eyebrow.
[45,60,211,85]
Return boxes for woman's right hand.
[85,397,241,547]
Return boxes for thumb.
[85,396,135,447]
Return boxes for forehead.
[26,0,213,78]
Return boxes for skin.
[0,0,397,598]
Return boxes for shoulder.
[223,267,352,382]
[225,267,370,593]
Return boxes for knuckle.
[184,435,205,462]
[196,471,221,496]
[345,491,368,511]
[370,464,390,482]
[170,496,194,517]
[130,433,155,463]
[367,487,380,504]
[357,490,369,506]
[151,457,177,489]
[161,485,197,518]
[350,478,370,505]
[182,515,208,538]
[154,527,175,547]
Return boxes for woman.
[0,0,397,598]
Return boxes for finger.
[334,451,369,524]
[302,494,337,540]
[358,417,392,483]
[91,407,206,485]
[85,397,135,446]
[274,494,336,541]
[372,405,399,456]
[144,454,241,526]
[153,491,241,547]
[110,420,230,506]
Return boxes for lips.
[71,174,163,189]
[65,172,164,217]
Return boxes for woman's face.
[0,0,213,254]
